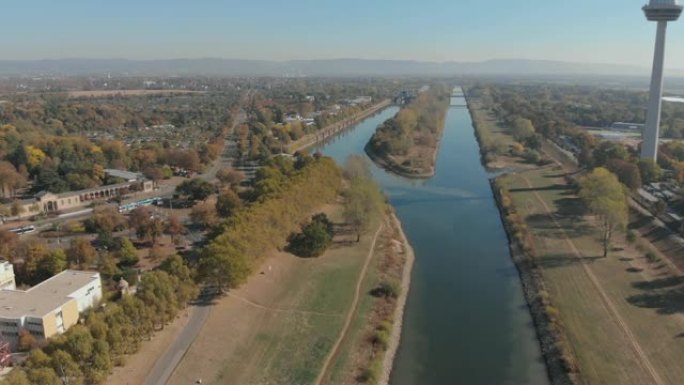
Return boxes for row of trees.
[1,255,198,385]
[199,156,342,291]
[368,86,449,158]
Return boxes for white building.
[0,270,102,350]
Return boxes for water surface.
[315,93,549,385]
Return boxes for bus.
[118,197,164,213]
[8,225,36,235]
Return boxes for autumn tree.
[190,201,218,228]
[216,189,242,217]
[216,167,245,188]
[66,238,98,269]
[580,168,628,257]
[128,207,164,245]
[165,214,186,245]
[343,157,385,241]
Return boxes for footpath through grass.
[469,90,684,385]
[167,205,384,385]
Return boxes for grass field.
[501,166,684,385]
[469,92,684,384]
[166,204,388,385]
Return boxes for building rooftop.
[0,270,100,319]
[105,169,143,182]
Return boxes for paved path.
[144,304,212,385]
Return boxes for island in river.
[365,85,450,178]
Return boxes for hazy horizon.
[1,0,683,69]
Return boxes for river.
[314,91,550,385]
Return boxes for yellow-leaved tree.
[579,167,628,258]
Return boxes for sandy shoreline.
[378,212,416,385]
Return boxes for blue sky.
[1,0,683,67]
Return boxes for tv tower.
[641,0,683,161]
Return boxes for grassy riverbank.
[468,87,684,385]
[366,86,449,178]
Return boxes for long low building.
[0,270,102,350]
[10,174,153,219]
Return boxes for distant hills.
[0,58,682,77]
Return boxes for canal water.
[314,92,549,385]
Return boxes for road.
[143,304,212,385]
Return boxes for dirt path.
[314,224,384,385]
[520,173,666,385]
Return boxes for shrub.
[286,213,334,258]
[370,280,401,299]
[358,358,383,384]
[626,230,637,243]
[371,329,390,351]
[646,252,659,263]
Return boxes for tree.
[579,168,628,257]
[160,254,199,305]
[42,248,68,277]
[593,141,629,167]
[165,214,186,245]
[190,201,218,228]
[50,349,83,385]
[143,166,164,187]
[511,117,535,141]
[0,229,19,259]
[216,189,242,217]
[216,167,245,187]
[2,369,32,385]
[638,159,663,184]
[286,214,334,257]
[18,329,38,352]
[88,206,126,235]
[66,239,97,269]
[0,160,26,198]
[117,237,139,266]
[199,243,250,292]
[606,159,642,191]
[343,158,385,242]
[175,178,215,202]
[27,368,63,385]
[128,207,163,245]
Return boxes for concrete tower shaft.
[640,0,682,161]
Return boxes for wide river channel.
[314,90,550,385]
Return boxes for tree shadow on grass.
[537,254,603,269]
[525,212,593,239]
[632,276,684,290]
[627,276,684,315]
[509,184,571,194]
[627,289,684,315]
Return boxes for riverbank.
[470,86,684,385]
[465,88,576,385]
[364,142,437,179]
[378,212,415,385]
[491,180,579,385]
[166,202,385,385]
[288,99,392,154]
[365,87,449,179]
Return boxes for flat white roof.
[0,270,100,319]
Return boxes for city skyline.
[1,0,683,68]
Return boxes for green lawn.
[168,206,384,385]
